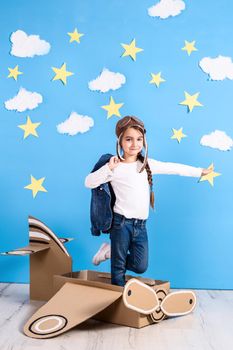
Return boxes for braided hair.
[137,153,155,209]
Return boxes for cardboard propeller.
[123,278,196,322]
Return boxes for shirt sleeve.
[85,163,114,189]
[148,158,203,178]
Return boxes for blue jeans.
[110,213,148,287]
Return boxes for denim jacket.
[90,153,116,236]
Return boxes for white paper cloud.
[199,56,233,81]
[148,0,185,19]
[88,68,126,93]
[10,30,51,57]
[57,112,94,136]
[200,130,233,151]
[4,87,43,112]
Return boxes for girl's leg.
[126,224,148,274]
[110,219,130,287]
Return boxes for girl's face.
[121,127,144,158]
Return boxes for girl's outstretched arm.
[148,158,203,177]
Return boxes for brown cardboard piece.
[28,215,171,329]
[160,290,196,316]
[0,216,72,301]
[28,216,72,301]
[53,271,170,330]
[1,216,196,338]
[1,244,49,255]
[122,278,160,314]
[123,278,196,317]
[24,281,122,338]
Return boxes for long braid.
[137,153,155,209]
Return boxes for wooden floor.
[0,283,232,350]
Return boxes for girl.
[85,116,211,287]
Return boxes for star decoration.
[171,127,187,143]
[182,40,198,56]
[179,92,203,113]
[149,72,165,87]
[121,39,143,61]
[18,116,41,139]
[101,96,124,118]
[199,163,221,186]
[7,65,23,81]
[24,176,47,198]
[52,63,74,85]
[67,28,84,43]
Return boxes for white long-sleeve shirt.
[85,158,203,220]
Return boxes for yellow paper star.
[67,28,84,43]
[182,40,198,56]
[171,127,187,143]
[18,116,41,139]
[7,65,23,81]
[121,39,143,61]
[180,91,203,113]
[52,63,74,85]
[199,163,221,186]
[24,176,47,198]
[149,72,165,87]
[101,96,124,119]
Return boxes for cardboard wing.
[24,281,122,339]
[1,216,73,301]
[123,278,196,322]
[29,215,73,301]
[1,219,73,257]
[1,244,49,256]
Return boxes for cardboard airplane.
[1,216,196,339]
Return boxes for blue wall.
[0,0,232,289]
